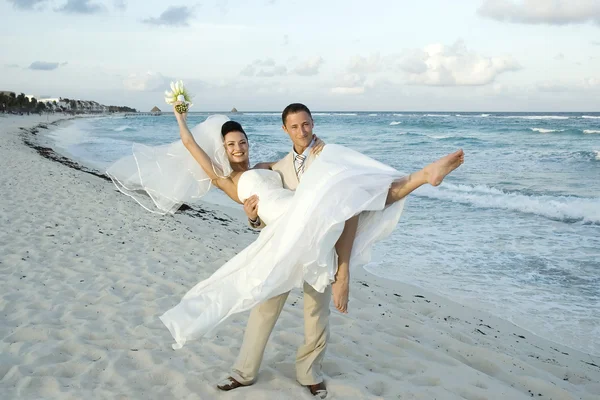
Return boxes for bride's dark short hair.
[221,121,247,139]
[282,103,313,125]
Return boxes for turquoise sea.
[46,111,600,356]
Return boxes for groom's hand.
[243,195,259,220]
[311,135,325,156]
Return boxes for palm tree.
[16,93,27,110]
[0,93,8,112]
[36,102,46,113]
[7,92,16,110]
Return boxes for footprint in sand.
[410,375,441,387]
[365,379,387,397]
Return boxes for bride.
[108,102,464,349]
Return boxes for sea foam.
[418,183,600,225]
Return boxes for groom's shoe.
[216,376,250,391]
[306,381,328,398]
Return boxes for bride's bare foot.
[423,149,464,186]
[331,276,349,314]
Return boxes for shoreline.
[13,114,600,358]
[17,115,247,223]
[1,114,599,399]
[36,115,600,358]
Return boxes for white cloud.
[582,77,600,89]
[397,41,521,86]
[241,57,323,77]
[57,0,105,14]
[114,0,126,11]
[142,6,194,27]
[330,73,371,95]
[554,53,565,61]
[29,61,64,71]
[536,77,600,93]
[240,59,287,77]
[8,0,47,10]
[537,82,570,92]
[123,71,168,91]
[478,0,600,26]
[347,53,384,74]
[257,65,287,77]
[293,56,324,76]
[397,49,429,74]
[331,86,365,95]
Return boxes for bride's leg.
[331,149,464,313]
[385,149,464,205]
[332,215,359,314]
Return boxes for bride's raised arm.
[173,104,240,202]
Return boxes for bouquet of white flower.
[165,80,193,114]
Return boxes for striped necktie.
[295,154,306,179]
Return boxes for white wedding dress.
[160,144,406,349]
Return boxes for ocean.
[45,111,600,356]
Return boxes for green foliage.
[0,90,136,114]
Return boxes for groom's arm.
[243,195,266,230]
[253,162,275,170]
[248,215,265,230]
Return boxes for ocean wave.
[425,114,451,117]
[429,134,451,139]
[312,113,332,116]
[526,128,598,135]
[437,135,484,143]
[582,116,600,119]
[417,183,600,224]
[558,150,600,162]
[389,121,402,126]
[114,125,135,132]
[333,113,357,116]
[500,115,569,120]
[595,151,600,161]
[368,114,378,116]
[242,112,280,116]
[455,113,489,117]
[530,128,564,133]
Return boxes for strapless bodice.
[237,169,294,225]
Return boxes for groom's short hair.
[282,103,312,126]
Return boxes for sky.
[1,0,600,111]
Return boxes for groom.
[217,103,357,398]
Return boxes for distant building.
[231,107,239,113]
[37,97,62,104]
[151,106,161,114]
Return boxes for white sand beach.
[1,114,599,399]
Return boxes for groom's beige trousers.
[231,282,331,385]
[231,150,331,385]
